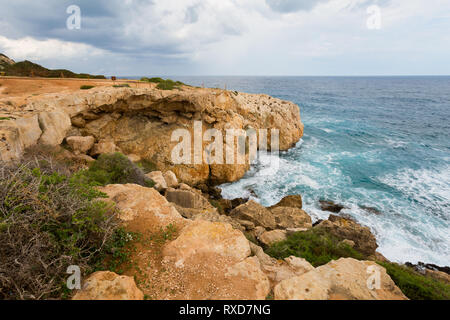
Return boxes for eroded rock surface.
[0,86,303,185]
[274,258,407,300]
[72,271,144,300]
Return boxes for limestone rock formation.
[146,171,167,191]
[270,195,303,209]
[270,206,312,229]
[163,170,178,188]
[258,229,287,247]
[230,200,277,230]
[90,139,119,156]
[98,184,185,231]
[38,111,71,146]
[274,258,407,300]
[163,220,250,266]
[0,86,303,185]
[66,136,95,155]
[72,271,144,300]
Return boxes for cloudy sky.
[0,0,449,76]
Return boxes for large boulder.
[165,188,213,210]
[72,271,143,300]
[274,258,407,300]
[270,195,303,209]
[38,111,71,146]
[315,215,378,256]
[146,171,167,191]
[66,136,95,155]
[230,200,276,230]
[0,121,23,161]
[98,184,184,231]
[258,229,287,247]
[15,115,42,148]
[249,242,314,288]
[270,206,312,229]
[90,139,119,156]
[163,220,250,266]
[162,220,271,299]
[225,257,271,300]
[163,170,178,188]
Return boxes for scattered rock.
[258,230,287,247]
[90,139,118,156]
[340,239,356,248]
[192,209,245,232]
[165,188,213,210]
[225,257,271,300]
[163,170,178,188]
[360,205,382,215]
[98,184,184,231]
[315,215,378,256]
[15,115,42,148]
[163,220,251,266]
[274,258,407,300]
[253,226,266,238]
[38,111,71,146]
[238,220,255,230]
[230,200,276,230]
[72,271,143,300]
[270,195,303,209]
[146,171,167,191]
[66,136,95,155]
[249,242,314,288]
[270,206,312,229]
[319,200,345,213]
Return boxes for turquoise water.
[171,76,450,265]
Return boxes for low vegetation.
[378,262,450,300]
[80,85,95,90]
[135,159,157,174]
[266,227,450,300]
[266,228,365,267]
[75,153,155,188]
[0,157,134,300]
[140,77,185,90]
[112,84,130,88]
[2,59,105,79]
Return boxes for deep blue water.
[135,76,450,265]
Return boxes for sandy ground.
[0,77,154,111]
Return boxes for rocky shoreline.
[1,79,449,300]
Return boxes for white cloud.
[0,36,105,62]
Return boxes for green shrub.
[75,152,155,188]
[265,228,365,267]
[140,77,185,90]
[112,84,130,88]
[378,262,450,300]
[0,160,132,300]
[135,159,157,174]
[80,85,95,90]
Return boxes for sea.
[129,76,450,266]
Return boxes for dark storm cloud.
[0,0,242,56]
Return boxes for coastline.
[0,76,448,300]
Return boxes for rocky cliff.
[0,84,303,185]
